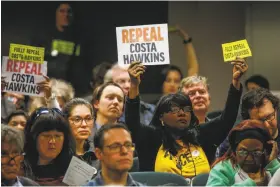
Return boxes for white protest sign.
[63,156,97,186]
[1,56,47,97]
[116,23,170,67]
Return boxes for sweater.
[206,159,280,186]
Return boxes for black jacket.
[125,83,242,172]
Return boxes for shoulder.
[212,159,236,173]
[18,176,39,186]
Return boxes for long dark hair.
[150,92,199,156]
[63,98,93,151]
[158,65,183,93]
[24,108,76,176]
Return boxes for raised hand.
[127,61,146,87]
[37,75,51,99]
[231,57,248,81]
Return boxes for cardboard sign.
[1,56,47,97]
[116,23,170,66]
[63,156,97,186]
[222,39,252,62]
[9,44,45,64]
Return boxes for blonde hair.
[28,79,75,115]
[178,75,209,92]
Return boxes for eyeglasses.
[236,150,264,157]
[40,134,64,142]
[105,142,135,153]
[69,116,93,126]
[1,153,25,164]
[169,105,192,114]
[259,110,276,123]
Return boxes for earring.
[161,121,165,126]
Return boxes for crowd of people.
[1,2,280,187]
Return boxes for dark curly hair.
[241,88,279,120]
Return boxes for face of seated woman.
[235,138,264,173]
[37,130,64,165]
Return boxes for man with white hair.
[104,63,155,126]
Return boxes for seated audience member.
[124,60,246,178]
[29,77,75,115]
[152,26,199,105]
[1,125,38,186]
[245,74,270,91]
[7,110,28,131]
[86,123,143,186]
[24,107,76,185]
[268,168,280,186]
[217,88,280,158]
[89,82,125,149]
[104,63,155,126]
[207,120,280,186]
[92,82,125,130]
[63,98,99,168]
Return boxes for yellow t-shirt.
[154,140,210,178]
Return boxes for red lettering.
[19,61,25,72]
[13,61,19,72]
[6,59,13,72]
[25,62,31,74]
[38,64,43,75]
[30,63,37,74]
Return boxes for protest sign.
[222,39,252,62]
[63,156,97,186]
[1,56,47,97]
[9,43,45,64]
[116,23,170,66]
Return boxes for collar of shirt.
[12,177,23,187]
[91,171,141,186]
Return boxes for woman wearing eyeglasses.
[1,125,38,186]
[207,119,280,186]
[24,107,76,186]
[63,98,99,169]
[125,61,244,181]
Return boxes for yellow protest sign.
[9,44,45,64]
[222,39,252,62]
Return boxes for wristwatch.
[183,37,192,44]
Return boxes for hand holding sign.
[37,75,51,99]
[1,76,7,92]
[231,57,248,81]
[231,57,248,90]
[128,61,146,87]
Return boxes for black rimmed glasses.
[259,110,276,123]
[236,150,264,157]
[105,142,135,153]
[69,116,94,126]
[1,153,25,164]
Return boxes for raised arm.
[37,75,61,110]
[199,58,248,145]
[173,25,199,76]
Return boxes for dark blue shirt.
[85,171,144,186]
